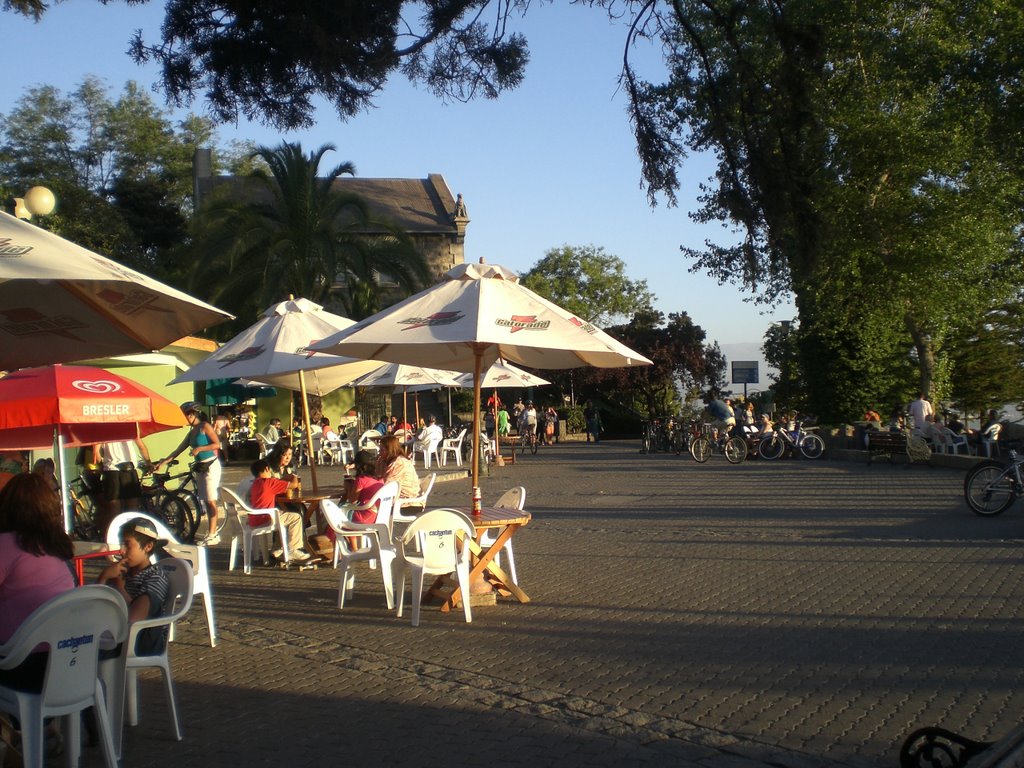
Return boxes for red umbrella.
[0,365,187,449]
[0,365,188,531]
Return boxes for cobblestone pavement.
[77,442,1024,767]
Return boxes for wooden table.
[276,486,345,526]
[424,506,531,612]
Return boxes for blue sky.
[3,2,794,387]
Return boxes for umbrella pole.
[56,429,72,533]
[402,388,408,428]
[415,393,420,427]
[471,347,483,515]
[298,370,319,493]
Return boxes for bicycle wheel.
[640,432,651,454]
[759,434,785,460]
[72,493,100,541]
[724,437,748,464]
[174,488,201,540]
[691,436,711,463]
[799,434,825,459]
[964,463,1018,516]
[530,435,539,454]
[160,494,192,538]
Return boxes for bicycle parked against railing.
[964,449,1024,516]
[68,474,102,541]
[138,460,202,541]
[691,427,748,464]
[640,418,673,454]
[758,420,825,460]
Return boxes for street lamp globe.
[23,185,56,216]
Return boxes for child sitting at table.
[247,460,310,562]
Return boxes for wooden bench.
[867,430,932,465]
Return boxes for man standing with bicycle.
[156,402,224,546]
[93,439,151,538]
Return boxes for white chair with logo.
[440,428,467,467]
[394,508,476,627]
[479,486,526,584]
[0,586,128,768]
[393,473,436,526]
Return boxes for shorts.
[101,466,142,501]
[195,459,222,504]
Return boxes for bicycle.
[520,426,540,455]
[640,418,674,454]
[68,474,102,541]
[691,427,748,464]
[758,420,826,460]
[964,449,1024,516]
[138,460,203,541]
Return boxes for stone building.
[191,149,469,283]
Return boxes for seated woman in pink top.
[0,473,76,693]
[347,450,384,523]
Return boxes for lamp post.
[11,185,56,220]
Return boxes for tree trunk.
[905,315,934,396]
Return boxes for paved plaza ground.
[77,440,1024,767]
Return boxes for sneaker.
[271,548,284,559]
[293,550,312,561]
[199,532,221,546]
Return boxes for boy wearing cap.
[97,518,171,655]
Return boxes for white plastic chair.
[255,433,276,459]
[981,423,1002,457]
[327,438,355,466]
[411,436,441,468]
[221,487,291,572]
[359,430,382,453]
[101,558,194,754]
[941,428,969,455]
[393,473,436,525]
[0,586,128,768]
[106,511,217,647]
[479,486,526,584]
[395,508,476,627]
[320,481,399,610]
[440,428,467,467]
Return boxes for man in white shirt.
[908,392,933,432]
[414,416,444,454]
[93,440,151,534]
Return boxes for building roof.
[196,172,462,235]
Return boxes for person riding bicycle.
[155,402,223,546]
[518,401,539,444]
[707,397,738,439]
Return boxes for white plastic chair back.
[440,428,468,467]
[394,472,437,524]
[359,430,382,452]
[320,481,401,610]
[395,508,477,626]
[222,487,288,570]
[0,586,129,768]
[106,511,216,646]
[982,423,1002,457]
[480,486,527,584]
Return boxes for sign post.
[731,361,759,400]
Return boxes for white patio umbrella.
[0,211,231,370]
[171,297,383,490]
[310,261,651,513]
[349,363,461,429]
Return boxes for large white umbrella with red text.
[310,261,651,512]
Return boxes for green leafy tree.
[621,0,1024,422]
[0,77,218,275]
[186,141,431,333]
[521,245,654,327]
[575,309,723,418]
[949,303,1024,421]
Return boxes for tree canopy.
[622,0,1024,421]
[7,0,532,131]
[521,245,654,328]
